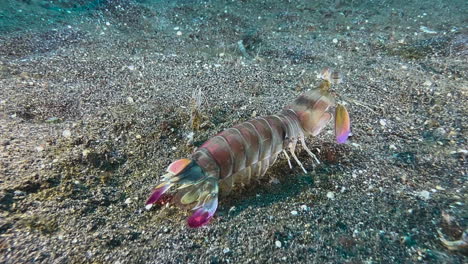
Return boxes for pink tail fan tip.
[291,67,351,143]
[145,159,219,228]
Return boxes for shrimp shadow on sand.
[218,142,355,219]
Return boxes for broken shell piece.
[438,228,468,251]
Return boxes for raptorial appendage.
[290,68,351,145]
[145,159,219,228]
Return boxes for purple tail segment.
[188,194,218,228]
[146,159,219,228]
[146,183,172,205]
[335,104,350,144]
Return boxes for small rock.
[450,149,467,156]
[326,191,335,200]
[419,190,431,200]
[14,190,25,196]
[223,248,230,254]
[423,80,432,86]
[269,177,280,184]
[45,117,62,123]
[127,97,134,103]
[332,38,338,44]
[433,127,447,139]
[62,129,71,138]
[124,198,132,205]
[82,149,91,158]
[291,210,298,216]
[176,31,182,36]
[300,205,309,211]
[420,26,437,34]
[275,240,282,248]
[379,119,387,126]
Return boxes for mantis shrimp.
[146,68,351,227]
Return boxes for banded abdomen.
[192,109,304,195]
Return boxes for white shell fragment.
[62,129,71,138]
[420,26,437,34]
[275,241,282,248]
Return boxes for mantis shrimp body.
[146,68,351,227]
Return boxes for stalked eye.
[335,104,350,144]
[167,159,192,174]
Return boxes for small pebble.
[62,129,71,138]
[420,26,437,34]
[275,240,282,248]
[419,190,431,200]
[176,31,182,36]
[223,248,230,254]
[82,149,91,158]
[300,205,309,211]
[14,190,25,196]
[291,210,298,216]
[332,38,338,43]
[423,80,432,86]
[326,191,335,200]
[124,198,132,205]
[379,119,387,126]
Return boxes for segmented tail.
[145,159,219,228]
